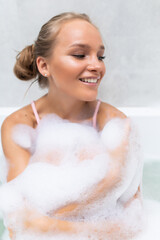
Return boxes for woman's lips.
[79,80,98,86]
[78,77,100,86]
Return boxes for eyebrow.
[68,43,105,50]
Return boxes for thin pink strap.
[31,101,40,125]
[92,99,101,129]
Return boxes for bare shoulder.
[2,104,34,129]
[1,103,34,155]
[97,101,127,131]
[100,101,127,119]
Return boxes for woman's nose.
[86,56,102,72]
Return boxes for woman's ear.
[36,56,50,77]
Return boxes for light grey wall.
[0,0,160,107]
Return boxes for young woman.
[1,12,143,240]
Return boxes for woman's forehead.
[56,20,103,48]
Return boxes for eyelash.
[72,55,106,61]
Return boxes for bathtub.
[0,107,160,239]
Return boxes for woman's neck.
[38,92,96,122]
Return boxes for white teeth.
[80,78,98,83]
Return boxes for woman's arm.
[17,206,141,240]
[54,118,131,216]
[17,185,142,236]
[1,116,31,181]
[1,116,31,239]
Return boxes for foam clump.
[0,114,144,239]
[100,118,128,150]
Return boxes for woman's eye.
[72,55,85,59]
[98,56,106,61]
[72,55,106,61]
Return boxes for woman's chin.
[81,94,98,102]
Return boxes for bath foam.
[0,155,109,215]
[2,200,160,240]
[0,115,144,239]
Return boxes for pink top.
[31,99,101,129]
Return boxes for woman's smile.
[78,77,100,86]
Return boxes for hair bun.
[13,44,37,81]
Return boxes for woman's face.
[47,19,106,101]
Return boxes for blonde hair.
[13,12,97,88]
